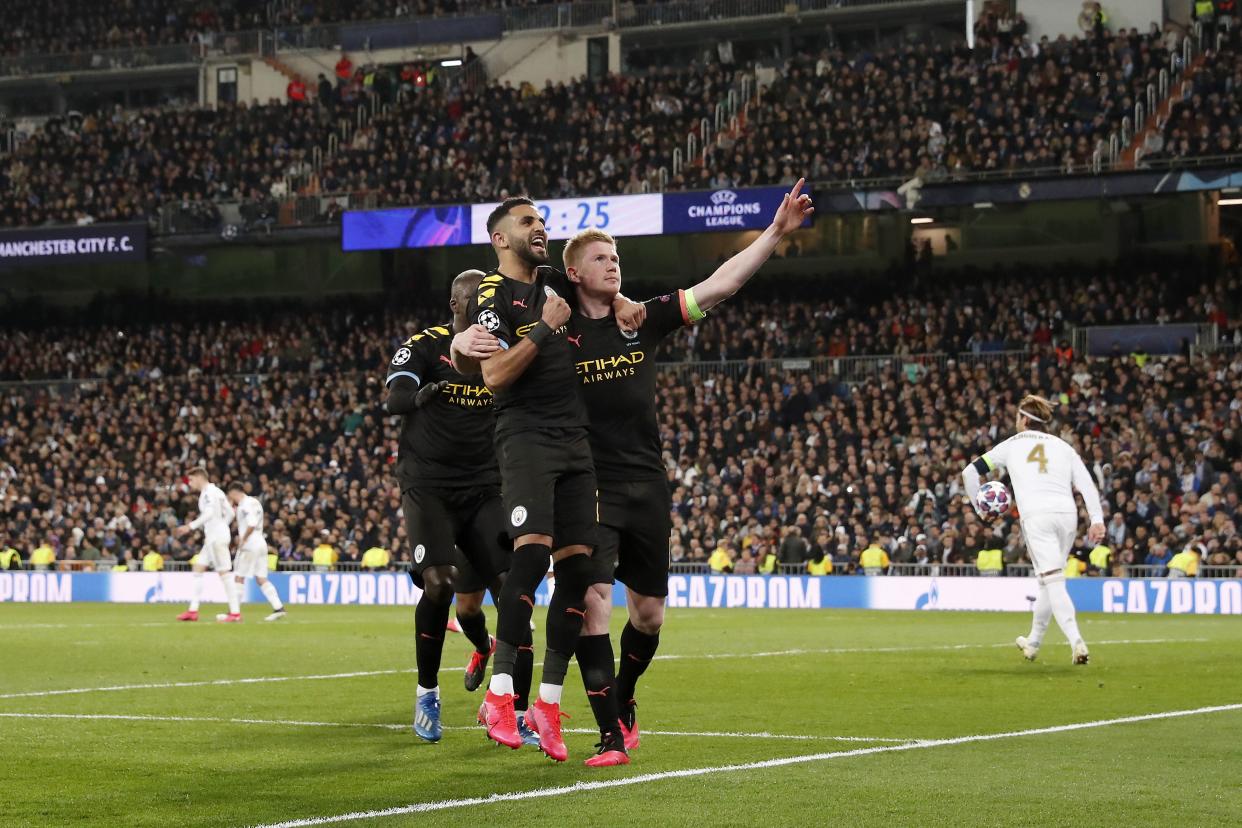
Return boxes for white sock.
[224,577,240,615]
[259,581,283,611]
[538,683,563,705]
[489,673,514,696]
[189,573,204,612]
[417,685,439,698]
[1046,578,1084,647]
[1027,584,1052,648]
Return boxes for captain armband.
[683,288,707,323]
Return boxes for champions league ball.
[976,481,1012,517]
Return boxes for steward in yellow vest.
[807,556,832,576]
[1089,544,1112,573]
[1168,549,1199,578]
[312,542,338,571]
[976,548,1003,576]
[859,544,889,575]
[362,546,390,569]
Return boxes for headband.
[1019,408,1047,423]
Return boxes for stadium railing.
[0,42,200,78]
[13,561,1237,579]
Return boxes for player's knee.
[630,596,664,634]
[551,544,591,562]
[421,566,455,604]
[515,533,553,549]
[551,553,594,605]
[583,584,612,635]
[455,590,484,616]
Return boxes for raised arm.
[686,178,814,313]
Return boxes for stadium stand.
[0,1,566,58]
[2,265,1238,575]
[3,23,1236,230]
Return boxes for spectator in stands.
[334,51,353,87]
[287,77,307,102]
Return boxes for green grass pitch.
[2,603,1240,827]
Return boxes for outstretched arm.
[686,178,814,313]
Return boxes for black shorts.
[402,486,509,591]
[595,477,671,598]
[496,427,597,549]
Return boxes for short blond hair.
[562,228,616,271]
[1018,394,1055,429]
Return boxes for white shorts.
[195,538,232,573]
[1020,512,1078,575]
[233,540,269,579]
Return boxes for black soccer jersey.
[470,266,588,435]
[570,289,698,482]
[386,324,499,490]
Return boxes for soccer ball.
[976,481,1012,517]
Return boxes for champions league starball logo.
[686,189,762,228]
[478,309,501,332]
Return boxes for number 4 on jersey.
[1026,444,1048,474]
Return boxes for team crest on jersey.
[544,286,558,298]
[511,506,528,527]
[392,347,412,365]
[478,309,501,332]
[621,328,638,341]
[414,544,425,563]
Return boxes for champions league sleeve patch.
[478,309,501,332]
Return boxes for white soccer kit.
[978,431,1104,574]
[233,495,269,578]
[191,483,234,572]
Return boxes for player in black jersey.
[385,269,530,744]
[562,180,813,750]
[450,196,643,766]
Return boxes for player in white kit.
[227,484,287,622]
[961,395,1105,665]
[175,467,242,623]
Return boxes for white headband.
[1019,408,1047,423]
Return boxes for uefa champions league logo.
[915,578,940,610]
[710,190,739,206]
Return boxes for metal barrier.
[0,42,198,78]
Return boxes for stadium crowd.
[4,22,1239,230]
[0,1,570,58]
[1,265,1238,575]
[1140,26,1242,164]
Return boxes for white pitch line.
[0,637,1208,700]
[653,637,1210,661]
[0,712,912,743]
[0,668,419,700]
[249,702,1242,828]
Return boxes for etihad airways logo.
[442,382,493,407]
[516,321,568,338]
[576,351,644,384]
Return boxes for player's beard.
[513,235,548,267]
